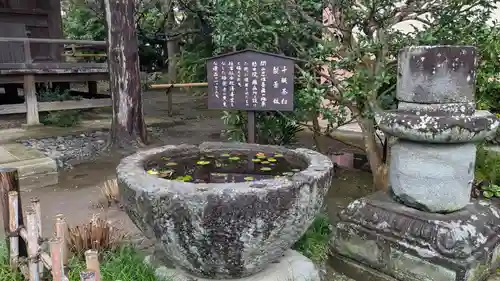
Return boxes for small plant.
[37,87,83,127]
[40,110,82,127]
[481,183,500,199]
[98,179,121,208]
[37,87,82,102]
[475,145,500,186]
[67,215,126,257]
[0,242,23,281]
[293,214,332,263]
[67,245,162,281]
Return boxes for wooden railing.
[0,37,110,126]
[0,37,107,64]
[1,168,102,281]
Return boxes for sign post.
[206,49,295,144]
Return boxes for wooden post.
[0,168,27,259]
[26,208,40,281]
[31,198,43,275]
[104,0,148,149]
[247,111,256,143]
[24,75,40,126]
[8,191,19,268]
[49,237,65,281]
[54,214,69,269]
[167,91,173,116]
[85,250,100,281]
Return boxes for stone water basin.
[116,142,334,279]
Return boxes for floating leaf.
[261,161,270,164]
[251,159,261,163]
[161,157,170,160]
[166,162,178,166]
[274,153,284,158]
[220,153,230,157]
[257,155,267,159]
[147,169,159,175]
[282,172,294,176]
[197,160,211,165]
[244,176,254,181]
[175,175,193,182]
[229,156,241,161]
[291,169,300,172]
[260,167,272,171]
[483,190,494,198]
[267,158,277,162]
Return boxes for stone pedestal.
[147,250,321,281]
[331,192,500,281]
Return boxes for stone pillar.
[331,46,500,281]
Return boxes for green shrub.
[40,110,82,127]
[68,245,163,281]
[475,144,500,198]
[293,214,332,263]
[0,242,23,281]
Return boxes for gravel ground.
[20,126,170,169]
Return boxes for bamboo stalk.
[31,197,44,275]
[80,272,97,281]
[19,228,28,241]
[55,214,69,267]
[49,237,64,281]
[40,252,52,270]
[8,191,19,268]
[150,82,208,89]
[85,250,100,281]
[0,168,27,259]
[26,208,40,281]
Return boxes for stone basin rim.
[116,141,334,196]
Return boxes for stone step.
[0,143,58,191]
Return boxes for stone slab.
[19,172,59,191]
[330,253,500,281]
[146,250,320,281]
[0,143,58,190]
[331,192,500,281]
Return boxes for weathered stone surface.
[397,46,476,104]
[331,192,500,281]
[375,109,500,143]
[390,140,476,212]
[147,250,320,281]
[117,142,334,279]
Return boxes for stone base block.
[331,192,500,281]
[146,250,320,281]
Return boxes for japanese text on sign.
[207,51,294,111]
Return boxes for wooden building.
[0,0,110,125]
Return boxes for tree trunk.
[104,0,148,150]
[358,117,388,191]
[163,0,179,82]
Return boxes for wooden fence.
[0,168,101,281]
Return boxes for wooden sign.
[207,50,295,111]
